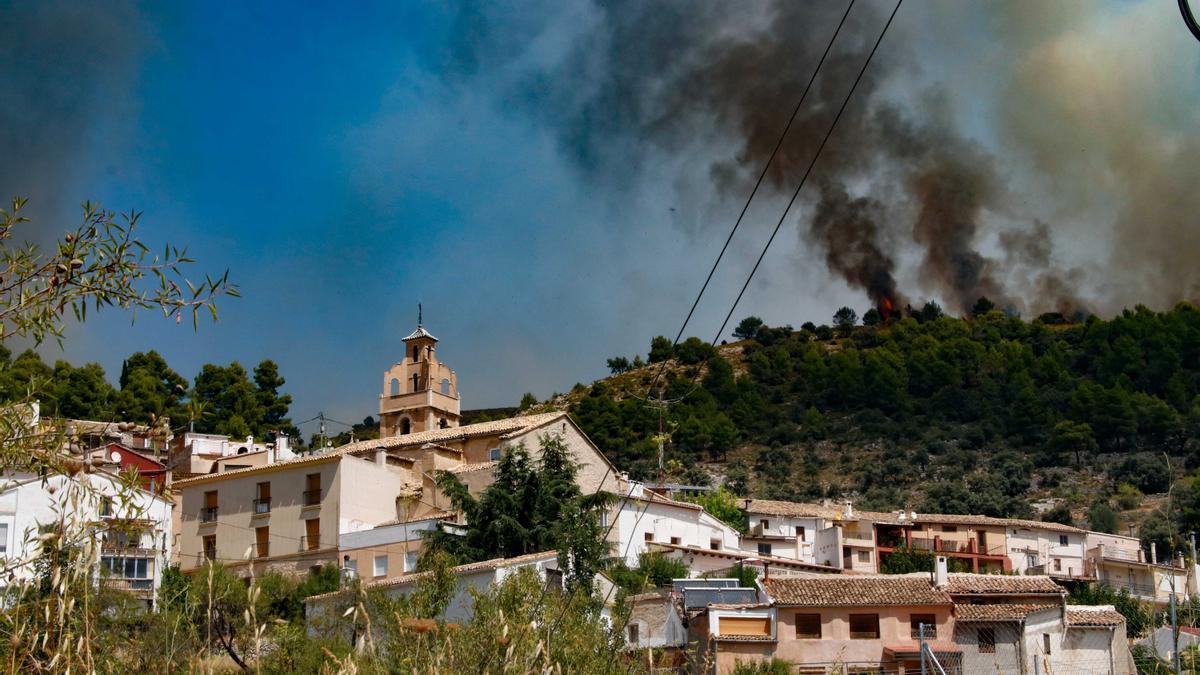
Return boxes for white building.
[611,483,741,566]
[170,431,298,475]
[739,499,881,572]
[0,469,173,609]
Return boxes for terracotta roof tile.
[943,574,1064,596]
[1067,607,1125,627]
[649,542,841,573]
[764,576,952,606]
[954,604,1059,622]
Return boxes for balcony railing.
[201,506,219,523]
[102,577,154,593]
[253,498,271,514]
[303,490,321,506]
[300,535,320,551]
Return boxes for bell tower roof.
[403,303,438,342]
[402,325,438,342]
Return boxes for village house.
[739,499,882,572]
[695,574,958,674]
[169,431,298,476]
[86,442,169,493]
[651,541,842,578]
[304,550,561,638]
[612,483,741,566]
[940,571,1133,674]
[0,468,173,609]
[1085,531,1194,607]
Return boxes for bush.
[731,658,793,675]
[1115,483,1144,510]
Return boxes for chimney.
[934,556,949,588]
[843,501,854,519]
[1151,542,1158,565]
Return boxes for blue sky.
[4,0,1199,435]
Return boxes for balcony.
[101,577,154,593]
[303,490,321,506]
[253,498,271,515]
[200,506,219,523]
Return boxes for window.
[710,539,722,551]
[843,546,852,570]
[1026,554,1037,568]
[489,447,502,461]
[411,373,420,392]
[305,518,320,550]
[849,614,880,639]
[1053,558,1062,571]
[978,627,995,653]
[670,536,681,545]
[1059,534,1069,547]
[405,551,419,572]
[374,554,388,577]
[202,491,218,522]
[400,417,411,435]
[795,613,822,639]
[942,525,957,533]
[255,526,269,558]
[627,623,639,644]
[305,474,321,505]
[390,378,400,396]
[255,482,271,514]
[796,526,806,541]
[545,567,564,591]
[412,345,420,362]
[1043,633,1051,655]
[598,511,609,528]
[0,522,7,554]
[644,532,654,542]
[101,556,149,580]
[910,614,936,639]
[858,550,870,563]
[203,535,216,561]
[759,519,769,530]
[441,378,451,395]
[345,559,358,575]
[758,543,772,555]
[99,496,113,517]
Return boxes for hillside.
[542,302,1200,555]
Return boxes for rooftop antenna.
[418,302,423,326]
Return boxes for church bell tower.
[379,306,461,437]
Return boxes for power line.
[714,0,905,346]
[552,0,895,646]
[602,0,906,651]
[641,0,860,402]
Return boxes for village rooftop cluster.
[2,322,1189,673]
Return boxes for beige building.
[174,411,623,577]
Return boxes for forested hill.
[559,302,1200,553]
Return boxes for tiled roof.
[372,510,457,527]
[625,591,669,603]
[764,576,952,607]
[402,325,437,341]
[335,412,566,454]
[740,499,844,519]
[175,413,566,486]
[1067,607,1125,627]
[954,604,1059,622]
[943,574,1065,596]
[447,460,497,475]
[305,550,558,601]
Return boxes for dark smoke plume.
[0,1,144,229]
[445,0,1197,316]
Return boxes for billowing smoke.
[0,0,145,230]
[444,0,1200,316]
